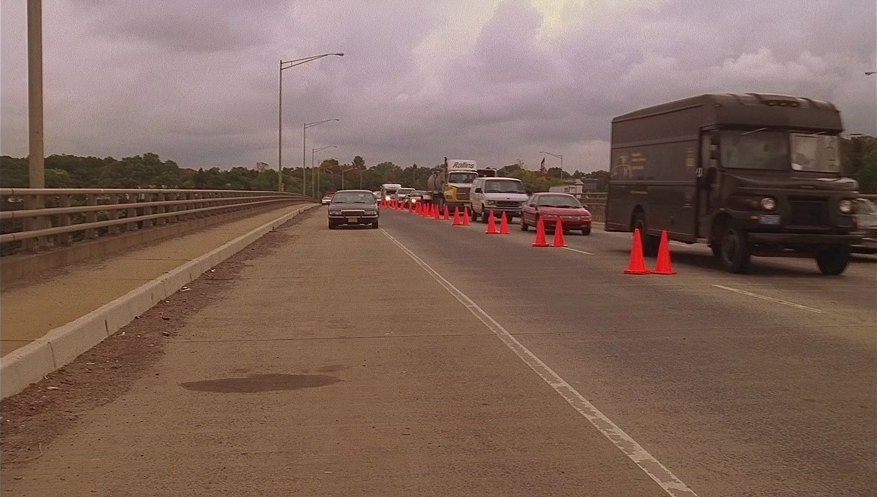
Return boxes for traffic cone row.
[531,217,567,247]
[384,199,677,275]
[624,229,676,275]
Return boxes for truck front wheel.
[815,246,850,275]
[718,227,751,273]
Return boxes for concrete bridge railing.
[1,188,311,282]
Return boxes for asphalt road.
[3,206,874,496]
[380,206,877,497]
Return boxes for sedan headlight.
[838,199,853,214]
[328,210,342,216]
[760,197,777,211]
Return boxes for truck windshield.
[720,130,789,170]
[790,134,840,172]
[448,172,477,183]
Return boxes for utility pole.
[28,0,44,191]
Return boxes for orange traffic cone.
[443,205,450,220]
[485,211,499,234]
[624,228,649,275]
[532,217,550,247]
[653,230,676,275]
[452,207,463,226]
[553,218,568,247]
[499,212,510,234]
[463,207,471,226]
[433,204,441,220]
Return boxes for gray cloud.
[2,0,874,174]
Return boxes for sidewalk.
[1,203,317,396]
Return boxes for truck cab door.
[696,133,720,236]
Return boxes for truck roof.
[612,93,842,134]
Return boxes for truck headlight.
[760,197,777,211]
[838,199,853,214]
[485,200,496,206]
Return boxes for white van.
[469,177,529,222]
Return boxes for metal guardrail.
[1,188,309,255]
[572,192,607,222]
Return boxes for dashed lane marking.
[713,284,824,314]
[382,229,699,497]
[563,247,594,255]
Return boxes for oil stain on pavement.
[179,374,341,393]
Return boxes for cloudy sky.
[2,0,875,174]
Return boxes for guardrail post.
[85,194,99,239]
[58,194,73,245]
[108,194,120,235]
[123,193,136,232]
[156,193,166,226]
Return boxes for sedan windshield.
[537,195,581,208]
[332,192,375,204]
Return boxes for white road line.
[713,284,824,314]
[563,247,594,255]
[382,229,699,497]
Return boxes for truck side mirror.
[474,188,483,193]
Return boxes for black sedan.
[327,190,380,229]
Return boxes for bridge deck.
[1,203,312,357]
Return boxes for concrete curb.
[1,204,317,399]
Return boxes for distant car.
[853,198,877,253]
[327,189,380,229]
[521,192,592,235]
[405,190,425,206]
[321,192,336,205]
[392,188,415,204]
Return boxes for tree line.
[0,153,609,196]
[1,135,874,195]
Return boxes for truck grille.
[496,201,521,208]
[788,199,828,226]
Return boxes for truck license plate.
[760,214,780,225]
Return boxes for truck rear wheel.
[633,213,660,257]
[718,227,751,273]
[815,246,850,275]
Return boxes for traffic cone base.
[624,228,650,275]
[553,218,568,247]
[452,207,463,226]
[486,211,499,234]
[653,230,676,275]
[532,217,550,247]
[499,212,510,234]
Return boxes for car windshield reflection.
[537,196,582,208]
[332,194,375,204]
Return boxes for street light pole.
[303,119,339,196]
[540,151,564,182]
[312,145,337,198]
[277,52,343,192]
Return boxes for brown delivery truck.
[605,93,861,274]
